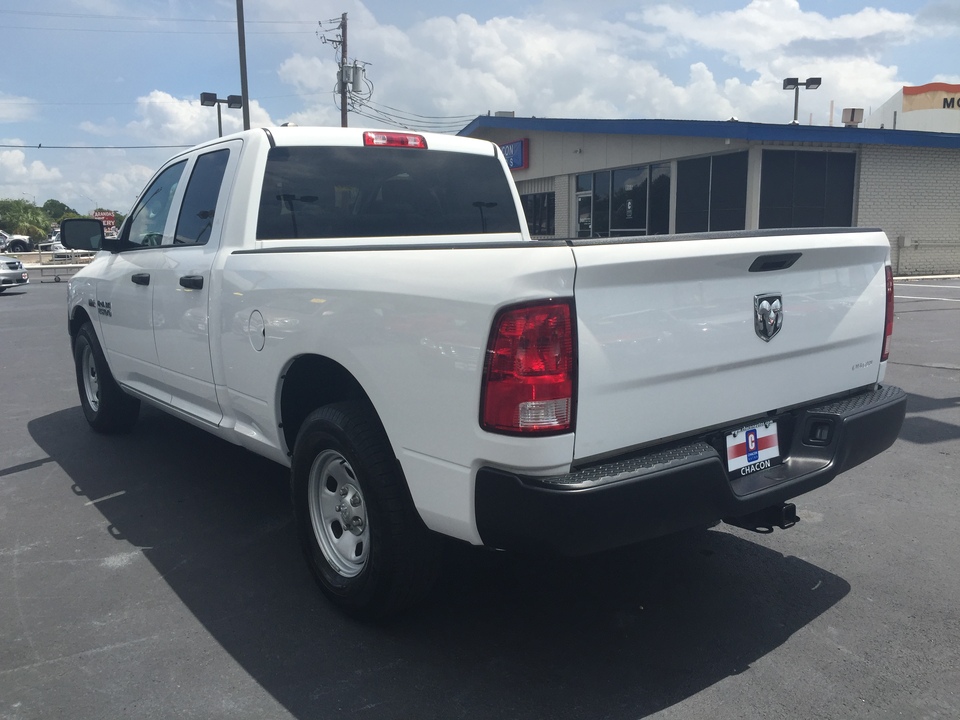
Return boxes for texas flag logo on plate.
[726,422,780,476]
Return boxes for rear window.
[256,146,522,240]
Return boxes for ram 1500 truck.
[60,126,906,618]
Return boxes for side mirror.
[60,218,116,253]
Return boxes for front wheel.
[74,323,140,433]
[292,401,441,619]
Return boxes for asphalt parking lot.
[1,278,958,720]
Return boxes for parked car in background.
[0,229,33,254]
[37,232,62,252]
[43,232,94,261]
[0,254,29,292]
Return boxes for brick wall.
[858,146,960,275]
[553,175,570,239]
[515,176,567,239]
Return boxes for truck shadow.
[29,406,849,720]
[899,391,960,444]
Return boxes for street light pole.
[783,77,822,124]
[340,13,348,128]
[236,0,251,131]
[200,93,243,137]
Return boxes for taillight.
[481,300,576,435]
[363,131,427,149]
[881,265,894,362]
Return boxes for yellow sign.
[903,82,960,112]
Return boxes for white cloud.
[0,92,37,123]
[0,149,62,183]
[640,0,919,62]
[71,91,278,148]
[262,1,918,126]
[125,91,238,146]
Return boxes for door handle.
[179,275,204,290]
[131,273,150,286]
[748,253,802,272]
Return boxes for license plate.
[725,421,781,477]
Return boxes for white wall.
[864,90,960,133]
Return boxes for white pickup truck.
[61,126,906,618]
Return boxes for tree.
[2,196,127,238]
[43,199,79,223]
[0,199,51,241]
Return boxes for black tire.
[8,240,29,253]
[292,401,442,619]
[74,322,140,433]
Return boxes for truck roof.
[194,125,501,158]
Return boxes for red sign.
[93,210,116,229]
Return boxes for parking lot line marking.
[895,295,960,302]
[895,284,960,290]
[85,490,127,505]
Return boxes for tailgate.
[571,229,891,462]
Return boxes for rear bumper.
[475,384,906,555]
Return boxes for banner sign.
[500,138,529,170]
[93,210,116,229]
[903,82,960,112]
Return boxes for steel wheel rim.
[308,449,369,577]
[81,344,100,411]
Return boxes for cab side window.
[172,149,230,246]
[123,161,187,249]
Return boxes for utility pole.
[339,13,348,128]
[320,12,369,126]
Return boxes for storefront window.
[676,152,747,233]
[611,167,647,235]
[759,150,855,229]
[710,152,749,231]
[577,195,593,237]
[520,192,555,236]
[649,164,671,235]
[592,171,610,237]
[577,164,671,238]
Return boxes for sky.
[1,0,958,217]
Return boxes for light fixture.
[200,93,243,137]
[783,77,821,124]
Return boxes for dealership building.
[460,96,960,276]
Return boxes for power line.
[343,95,474,132]
[359,97,476,123]
[6,24,313,35]
[346,100,472,133]
[1,9,316,24]
[0,143,192,150]
[0,98,195,107]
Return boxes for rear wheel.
[74,323,140,433]
[292,401,441,619]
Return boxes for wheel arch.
[279,354,376,456]
[69,305,95,347]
